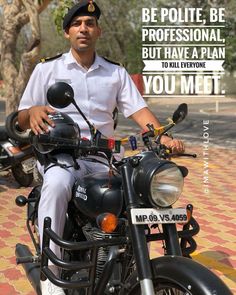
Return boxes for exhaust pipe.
[15,243,41,295]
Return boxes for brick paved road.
[1,143,236,294]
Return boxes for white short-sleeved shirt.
[19,51,147,138]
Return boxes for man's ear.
[64,29,70,40]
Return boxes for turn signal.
[97,213,118,233]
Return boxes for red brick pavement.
[0,174,34,294]
[0,144,236,294]
[150,145,236,293]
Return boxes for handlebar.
[167,153,197,158]
[31,133,121,155]
[31,119,196,161]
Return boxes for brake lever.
[167,153,197,158]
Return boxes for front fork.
[162,223,182,256]
[121,162,183,295]
[121,163,155,295]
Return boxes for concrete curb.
[146,95,236,105]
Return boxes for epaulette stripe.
[40,53,63,63]
[103,57,123,67]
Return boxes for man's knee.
[42,173,73,203]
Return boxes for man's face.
[64,15,101,52]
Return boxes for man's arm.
[129,107,185,152]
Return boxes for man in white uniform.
[18,1,184,294]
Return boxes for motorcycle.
[0,111,35,187]
[15,82,232,294]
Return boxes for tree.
[1,0,234,115]
[0,0,51,115]
[96,0,146,73]
[1,0,148,114]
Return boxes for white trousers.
[37,154,109,262]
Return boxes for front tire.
[126,256,232,295]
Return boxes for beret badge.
[88,1,95,12]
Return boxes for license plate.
[130,208,188,224]
[21,157,35,173]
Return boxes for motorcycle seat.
[0,126,9,140]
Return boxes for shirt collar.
[64,50,106,71]
[64,50,77,65]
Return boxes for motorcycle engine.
[82,223,120,278]
[71,172,123,280]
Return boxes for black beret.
[63,0,101,30]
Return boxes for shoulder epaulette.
[40,53,63,63]
[103,57,123,67]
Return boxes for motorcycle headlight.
[133,152,184,208]
[150,166,184,207]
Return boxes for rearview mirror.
[172,103,188,124]
[47,82,74,108]
[47,82,95,136]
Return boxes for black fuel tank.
[72,172,123,220]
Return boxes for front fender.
[152,256,232,295]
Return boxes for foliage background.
[12,0,236,74]
[0,0,235,113]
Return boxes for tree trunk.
[0,0,51,115]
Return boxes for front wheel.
[126,256,232,295]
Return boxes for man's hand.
[130,108,185,153]
[161,136,185,153]
[28,106,56,135]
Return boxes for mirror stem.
[155,123,175,144]
[67,95,95,137]
[74,103,95,136]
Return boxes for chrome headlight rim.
[149,164,184,208]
